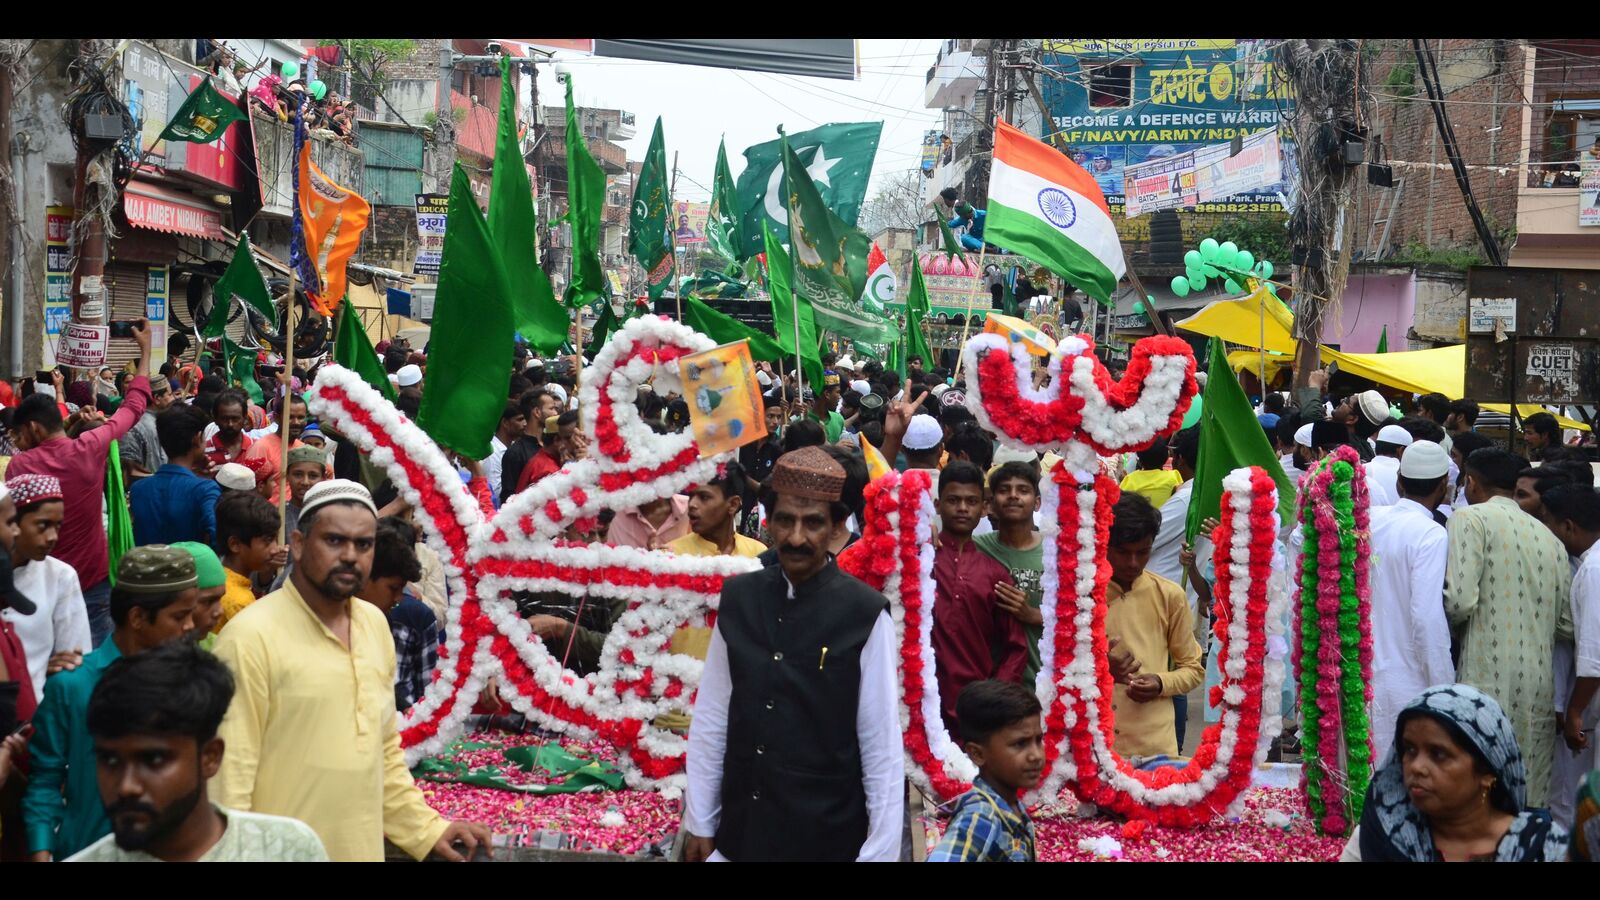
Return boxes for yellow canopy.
[1484,404,1592,432]
[1227,349,1293,376]
[1318,344,1464,397]
[1174,285,1297,354]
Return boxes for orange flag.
[297,141,370,316]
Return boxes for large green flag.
[222,338,264,405]
[489,57,566,355]
[706,138,744,265]
[684,295,784,362]
[781,137,893,345]
[206,233,274,338]
[106,441,133,586]
[737,122,881,257]
[763,221,822,392]
[904,255,935,371]
[334,295,397,402]
[936,207,967,263]
[1185,336,1296,540]
[158,76,245,144]
[562,76,607,310]
[630,117,674,301]
[417,164,516,459]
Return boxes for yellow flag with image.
[678,340,767,459]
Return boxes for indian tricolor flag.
[986,119,1126,305]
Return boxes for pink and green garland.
[1294,444,1374,836]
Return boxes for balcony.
[251,110,364,219]
[924,47,985,110]
[1509,186,1600,269]
[613,111,637,140]
[530,126,627,174]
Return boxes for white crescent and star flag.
[735,122,882,258]
[865,242,895,311]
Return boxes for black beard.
[315,564,365,601]
[109,781,203,852]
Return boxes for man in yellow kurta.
[1103,492,1205,759]
[212,479,491,862]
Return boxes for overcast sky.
[547,39,945,203]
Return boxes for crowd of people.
[0,313,1596,864]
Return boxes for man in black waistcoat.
[684,446,904,861]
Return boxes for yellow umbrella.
[1227,350,1293,377]
[983,312,1057,357]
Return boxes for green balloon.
[1224,278,1242,293]
[1187,273,1207,292]
[310,79,327,101]
[281,60,299,80]
[1236,250,1255,272]
[1183,250,1202,269]
[1134,301,1146,314]
[1182,394,1204,429]
[1220,240,1239,258]
[1261,260,1274,279]
[1202,264,1221,278]
[1171,276,1190,298]
[1199,238,1220,261]
[1186,266,1203,283]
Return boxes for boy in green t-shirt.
[974,461,1045,685]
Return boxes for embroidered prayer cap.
[6,474,63,508]
[1294,423,1314,448]
[939,390,967,409]
[902,414,944,452]
[771,446,846,502]
[115,545,198,595]
[822,370,841,387]
[1357,389,1391,426]
[1377,424,1414,447]
[216,463,257,491]
[299,478,378,520]
[396,364,423,387]
[1399,440,1450,479]
[170,541,226,590]
[543,415,561,435]
[287,445,327,468]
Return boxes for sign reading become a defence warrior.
[1039,39,1294,212]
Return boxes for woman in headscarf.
[1345,683,1570,861]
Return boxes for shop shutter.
[104,262,164,370]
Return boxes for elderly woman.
[1344,684,1570,861]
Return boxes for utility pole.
[67,39,119,333]
[1277,40,1364,390]
[434,41,457,192]
[0,42,18,375]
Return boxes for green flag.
[630,118,674,301]
[417,164,517,459]
[562,76,607,310]
[1001,266,1020,317]
[937,208,967,263]
[585,301,619,358]
[334,295,397,402]
[763,221,823,391]
[158,76,245,144]
[737,122,881,257]
[684,295,784,362]
[1185,336,1296,540]
[904,255,935,372]
[782,136,893,345]
[106,440,133,586]
[207,233,274,338]
[489,57,567,355]
[888,333,906,380]
[222,338,264,405]
[1376,325,1389,353]
[706,138,744,265]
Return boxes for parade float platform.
[390,730,1342,862]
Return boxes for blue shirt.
[129,463,222,547]
[927,776,1035,862]
[23,638,121,857]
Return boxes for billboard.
[1039,39,1294,213]
[673,200,710,245]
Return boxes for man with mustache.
[23,546,199,860]
[66,641,328,861]
[211,479,491,862]
[684,446,904,862]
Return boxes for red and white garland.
[307,316,759,797]
[840,469,977,799]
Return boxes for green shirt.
[806,409,846,443]
[23,638,122,857]
[974,532,1044,685]
[67,805,329,862]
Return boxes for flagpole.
[790,284,806,400]
[278,272,296,546]
[950,247,988,380]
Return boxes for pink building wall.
[1320,272,1416,353]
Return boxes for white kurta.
[1366,455,1401,507]
[684,581,904,862]
[0,556,91,703]
[1367,498,1454,763]
[1552,545,1600,828]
